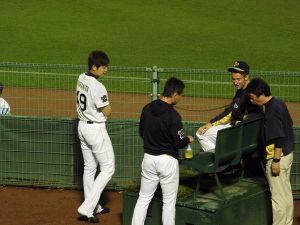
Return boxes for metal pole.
[151,66,160,101]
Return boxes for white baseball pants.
[77,121,115,217]
[132,153,179,225]
[196,124,231,152]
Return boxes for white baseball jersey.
[76,73,109,123]
[0,97,10,115]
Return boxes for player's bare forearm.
[274,147,283,159]
[101,104,112,117]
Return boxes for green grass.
[0,0,300,71]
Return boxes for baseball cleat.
[78,207,99,223]
[78,215,99,223]
[94,206,110,214]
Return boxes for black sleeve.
[269,137,285,149]
[210,103,233,123]
[170,112,190,149]
[139,107,145,138]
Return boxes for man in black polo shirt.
[247,78,294,225]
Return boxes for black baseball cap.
[227,61,250,74]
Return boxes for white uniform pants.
[266,153,293,225]
[196,124,231,152]
[77,121,115,217]
[132,153,179,225]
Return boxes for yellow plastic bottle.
[185,144,193,159]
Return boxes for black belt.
[87,121,94,124]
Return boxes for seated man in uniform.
[196,61,261,152]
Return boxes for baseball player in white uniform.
[0,83,10,115]
[76,50,115,223]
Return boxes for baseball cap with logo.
[227,61,250,74]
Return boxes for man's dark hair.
[88,50,110,70]
[237,71,248,77]
[0,83,3,95]
[162,77,185,97]
[247,78,271,97]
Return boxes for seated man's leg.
[196,124,231,152]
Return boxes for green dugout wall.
[0,116,143,189]
[0,115,299,198]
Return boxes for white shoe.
[94,204,110,214]
[78,206,93,218]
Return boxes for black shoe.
[78,215,99,223]
[100,207,110,214]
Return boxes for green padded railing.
[0,115,299,199]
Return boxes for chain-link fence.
[0,62,299,123]
[0,62,299,196]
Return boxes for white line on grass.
[0,69,148,81]
[0,70,299,88]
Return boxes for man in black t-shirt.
[247,78,294,225]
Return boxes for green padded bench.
[240,115,264,155]
[181,123,243,174]
[181,115,264,174]
[180,115,264,200]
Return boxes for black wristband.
[273,158,281,163]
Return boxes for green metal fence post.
[151,66,160,101]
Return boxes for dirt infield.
[4,87,300,125]
[0,186,300,225]
[0,186,122,225]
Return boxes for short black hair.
[247,78,271,97]
[0,83,3,94]
[162,77,185,97]
[88,50,110,70]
